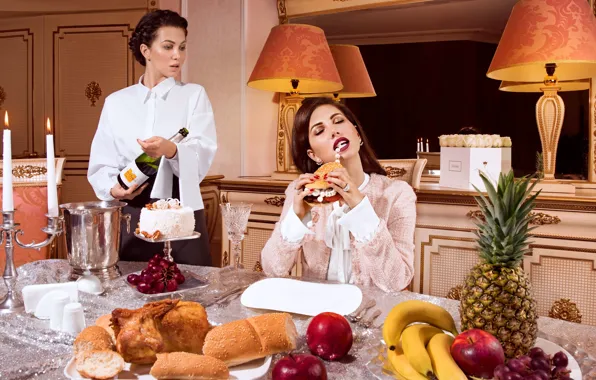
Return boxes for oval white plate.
[64,355,271,380]
[241,277,363,316]
[535,337,581,380]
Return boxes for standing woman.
[88,10,217,265]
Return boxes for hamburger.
[304,162,344,204]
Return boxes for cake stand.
[133,231,201,262]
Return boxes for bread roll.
[74,326,114,358]
[202,313,297,366]
[95,314,116,343]
[76,350,125,380]
[150,352,229,379]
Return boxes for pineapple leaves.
[473,170,540,268]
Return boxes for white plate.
[535,337,581,380]
[240,277,363,316]
[64,355,271,380]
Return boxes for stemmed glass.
[217,202,252,285]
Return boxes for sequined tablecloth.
[0,259,595,379]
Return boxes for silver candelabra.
[0,211,63,313]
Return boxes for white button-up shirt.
[87,77,217,210]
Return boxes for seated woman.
[261,97,417,292]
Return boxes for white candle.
[46,118,58,217]
[2,111,13,212]
[426,138,430,152]
[417,138,421,152]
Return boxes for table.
[0,260,595,379]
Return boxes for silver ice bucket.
[60,201,131,281]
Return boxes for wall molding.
[326,28,501,45]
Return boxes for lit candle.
[46,118,58,217]
[426,138,430,152]
[2,111,13,212]
[417,138,421,152]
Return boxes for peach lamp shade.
[247,24,343,94]
[499,79,590,92]
[328,44,375,98]
[487,0,596,82]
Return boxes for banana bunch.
[382,300,466,380]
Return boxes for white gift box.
[439,147,512,191]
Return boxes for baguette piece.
[74,326,114,358]
[76,350,125,380]
[202,313,297,366]
[150,352,229,379]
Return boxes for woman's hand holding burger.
[325,167,365,209]
[294,173,318,219]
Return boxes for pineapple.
[460,170,539,359]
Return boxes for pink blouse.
[261,173,417,292]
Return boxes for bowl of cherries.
[126,254,186,294]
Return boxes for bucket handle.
[121,213,131,234]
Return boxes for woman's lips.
[333,138,350,152]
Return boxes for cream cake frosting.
[139,199,195,238]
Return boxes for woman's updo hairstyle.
[129,9,188,66]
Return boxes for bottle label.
[119,161,149,189]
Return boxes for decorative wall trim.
[0,85,5,109]
[85,81,102,107]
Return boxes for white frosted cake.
[139,199,195,239]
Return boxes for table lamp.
[248,24,342,178]
[305,44,376,101]
[487,0,596,187]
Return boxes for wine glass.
[220,202,252,271]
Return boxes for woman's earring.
[317,160,323,166]
[360,140,364,146]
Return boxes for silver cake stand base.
[68,265,122,282]
[134,231,201,262]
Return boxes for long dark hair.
[129,10,188,66]
[292,97,386,176]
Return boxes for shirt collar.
[358,173,370,191]
[137,75,177,102]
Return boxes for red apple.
[272,353,327,380]
[450,329,505,378]
[306,312,353,361]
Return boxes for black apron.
[119,174,211,266]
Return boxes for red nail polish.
[310,189,314,192]
[324,174,328,179]
[314,175,320,179]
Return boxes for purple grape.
[507,359,531,376]
[152,253,162,261]
[169,262,178,270]
[174,272,185,284]
[552,351,568,368]
[166,279,178,292]
[147,289,158,294]
[140,269,149,276]
[148,264,161,273]
[159,259,170,269]
[532,370,549,380]
[152,272,163,282]
[136,282,151,293]
[148,258,159,266]
[127,273,140,285]
[518,355,532,367]
[530,357,551,372]
[529,347,545,359]
[493,364,510,379]
[153,281,165,292]
[140,272,154,284]
[503,373,523,380]
[523,375,542,380]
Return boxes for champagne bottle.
[117,128,189,190]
